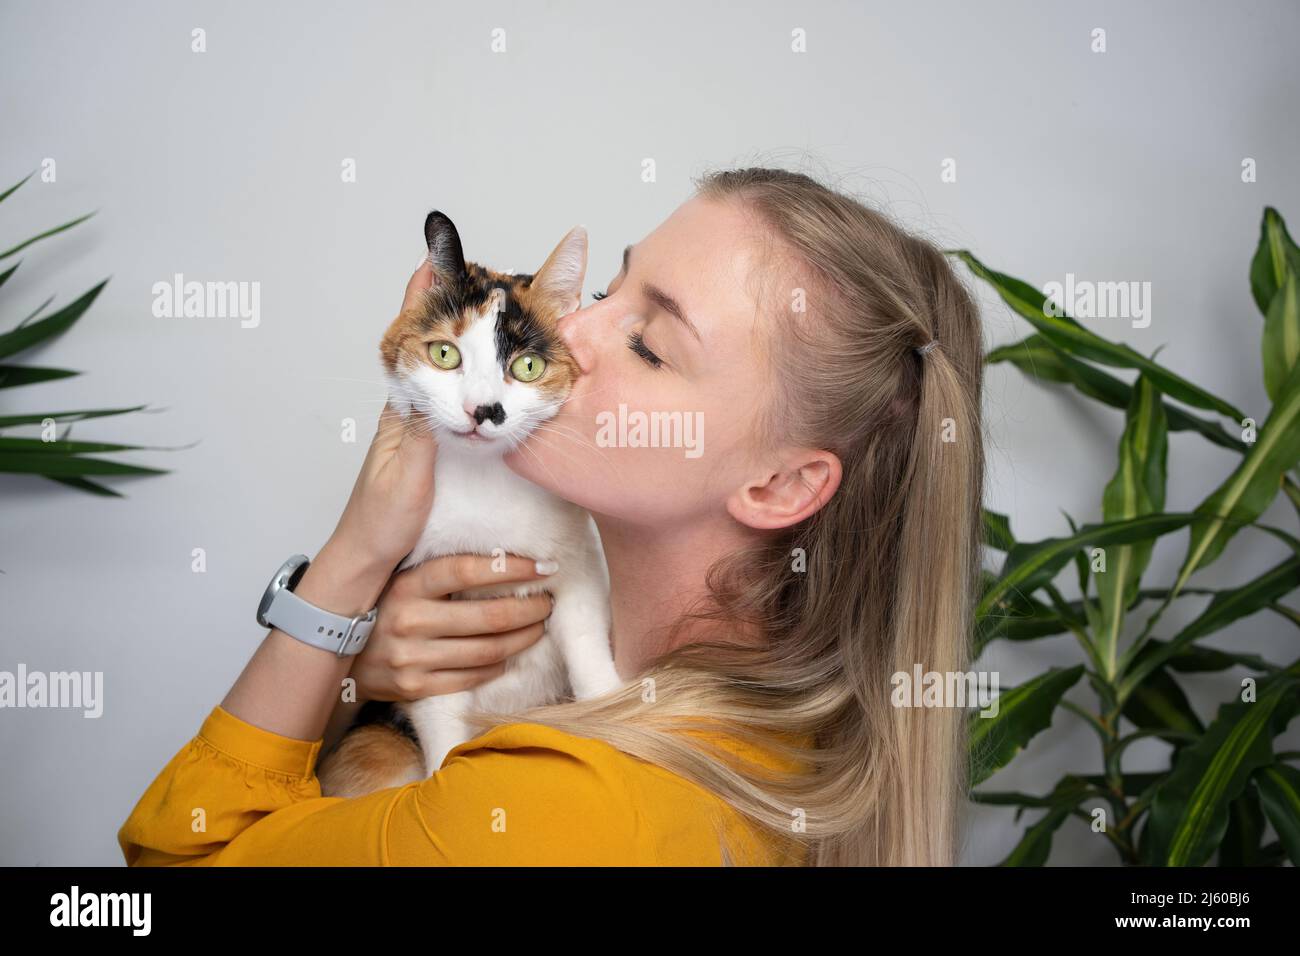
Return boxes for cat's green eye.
[510,353,546,382]
[429,341,461,370]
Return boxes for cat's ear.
[423,211,468,287]
[530,225,588,319]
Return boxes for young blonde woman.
[118,166,986,867]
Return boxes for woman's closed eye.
[595,290,665,369]
[592,290,665,370]
[626,329,664,369]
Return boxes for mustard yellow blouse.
[118,704,808,866]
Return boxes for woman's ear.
[725,449,843,531]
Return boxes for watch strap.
[265,586,377,658]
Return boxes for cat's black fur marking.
[494,278,561,372]
[424,210,468,284]
[421,211,562,374]
[348,699,421,748]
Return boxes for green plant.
[954,207,1300,866]
[1,171,172,495]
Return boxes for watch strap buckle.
[336,607,377,658]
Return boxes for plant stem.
[1060,699,1109,744]
[1068,806,1136,862]
[1042,582,1106,675]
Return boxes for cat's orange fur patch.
[378,261,579,402]
[317,724,426,799]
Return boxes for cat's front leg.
[547,580,624,701]
[401,693,478,776]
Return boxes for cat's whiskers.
[510,428,571,491]
[507,415,591,459]
[530,420,606,457]
[524,425,628,484]
[505,408,613,467]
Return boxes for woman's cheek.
[568,371,629,440]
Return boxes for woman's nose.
[558,304,598,374]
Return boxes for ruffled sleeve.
[117,705,654,865]
[118,705,333,866]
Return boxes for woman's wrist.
[295,538,395,616]
[220,540,390,742]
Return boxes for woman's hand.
[326,260,438,583]
[349,553,556,701]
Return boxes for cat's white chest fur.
[392,443,623,777]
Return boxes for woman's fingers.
[390,592,553,639]
[406,553,558,599]
[399,661,507,698]
[405,621,548,674]
[355,553,558,701]
[371,398,407,454]
[401,257,434,313]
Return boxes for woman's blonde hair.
[465,165,986,866]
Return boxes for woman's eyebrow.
[622,242,702,344]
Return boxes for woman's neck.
[594,513,763,679]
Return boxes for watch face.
[256,555,309,628]
[256,584,277,629]
[287,560,310,590]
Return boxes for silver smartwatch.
[255,554,378,658]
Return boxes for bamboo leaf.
[1141,668,1300,866]
[1253,763,1300,865]
[0,212,95,261]
[997,803,1076,866]
[978,513,1197,619]
[1060,511,1092,605]
[0,452,168,477]
[1160,640,1278,675]
[43,474,124,497]
[0,172,33,205]
[974,578,1093,655]
[973,775,1096,817]
[0,261,19,291]
[954,250,1246,420]
[1120,555,1300,699]
[1096,374,1167,678]
[0,365,79,388]
[969,665,1085,787]
[1082,771,1166,796]
[983,508,1016,551]
[0,280,108,359]
[1250,207,1300,316]
[1171,357,1300,596]
[1271,603,1300,629]
[1121,651,1205,743]
[1262,268,1300,404]
[15,293,54,329]
[0,404,151,428]
[0,436,154,455]
[971,791,1069,809]
[988,334,1246,452]
[1218,785,1268,866]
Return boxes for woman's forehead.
[640,197,771,342]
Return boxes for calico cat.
[316,211,624,799]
